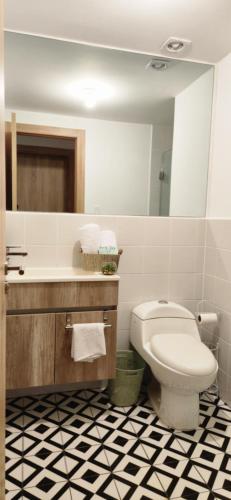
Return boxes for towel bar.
[65,322,112,331]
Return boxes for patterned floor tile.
[60,421,101,449]
[6,411,24,434]
[69,473,120,499]
[23,393,57,408]
[170,478,210,498]
[23,426,64,456]
[210,470,231,497]
[21,481,71,499]
[6,431,24,460]
[23,408,60,431]
[96,417,137,443]
[5,390,231,500]
[5,458,23,492]
[22,451,68,489]
[104,442,149,473]
[65,445,110,480]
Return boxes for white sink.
[7,267,120,283]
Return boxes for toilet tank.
[130,301,200,350]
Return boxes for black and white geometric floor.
[5,388,231,499]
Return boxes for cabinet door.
[55,310,117,384]
[6,314,55,389]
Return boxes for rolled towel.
[80,224,100,254]
[71,323,106,362]
[99,230,118,254]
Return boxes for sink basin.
[7,267,120,283]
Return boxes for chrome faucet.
[5,245,28,275]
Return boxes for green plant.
[101,261,117,275]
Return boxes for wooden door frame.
[0,0,6,495]
[6,122,85,213]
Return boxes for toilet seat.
[150,334,216,376]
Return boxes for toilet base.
[148,378,200,431]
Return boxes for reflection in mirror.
[5,32,214,216]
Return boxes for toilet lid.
[150,334,217,376]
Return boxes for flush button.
[158,300,168,304]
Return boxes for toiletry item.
[197,313,219,326]
[71,323,106,362]
[99,230,118,255]
[80,224,100,254]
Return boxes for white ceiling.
[5,32,212,124]
[4,0,231,63]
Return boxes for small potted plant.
[101,261,117,275]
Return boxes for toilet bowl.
[130,300,218,431]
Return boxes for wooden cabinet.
[6,314,55,390]
[6,281,119,390]
[55,310,117,384]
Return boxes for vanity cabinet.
[6,280,118,391]
[55,310,117,384]
[6,313,55,389]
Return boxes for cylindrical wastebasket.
[108,350,146,406]
[203,340,219,395]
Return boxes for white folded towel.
[71,323,106,362]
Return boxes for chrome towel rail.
[65,314,111,331]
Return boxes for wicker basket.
[81,249,123,272]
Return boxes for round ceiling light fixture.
[161,37,192,55]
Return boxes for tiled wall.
[6,212,205,349]
[203,219,231,404]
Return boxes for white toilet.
[130,300,218,431]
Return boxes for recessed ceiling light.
[146,59,168,71]
[161,37,192,54]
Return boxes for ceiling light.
[69,80,114,109]
[161,37,192,54]
[81,88,97,109]
[146,59,168,71]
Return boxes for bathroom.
[1,0,231,498]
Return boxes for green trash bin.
[108,350,146,406]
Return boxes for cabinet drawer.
[55,310,117,384]
[6,314,55,390]
[7,281,118,312]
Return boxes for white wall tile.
[25,213,58,246]
[6,212,25,247]
[118,246,143,274]
[116,330,130,349]
[117,301,136,330]
[25,246,57,267]
[141,274,169,301]
[142,246,170,274]
[203,275,215,303]
[206,220,231,250]
[118,275,143,302]
[143,218,170,246]
[56,246,77,267]
[169,273,202,300]
[216,249,231,281]
[204,246,217,276]
[170,246,204,273]
[170,219,205,246]
[218,369,231,405]
[213,278,231,314]
[57,213,84,246]
[117,217,144,246]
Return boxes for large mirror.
[4,32,214,216]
